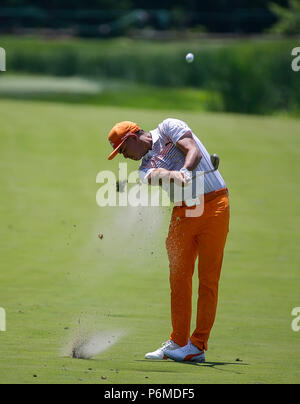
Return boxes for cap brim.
[107,133,137,160]
[108,138,128,160]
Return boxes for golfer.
[107,118,230,363]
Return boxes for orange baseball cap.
[108,121,141,160]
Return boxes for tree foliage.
[0,0,294,34]
[269,0,300,35]
[0,0,289,11]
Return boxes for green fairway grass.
[0,74,223,112]
[0,99,299,384]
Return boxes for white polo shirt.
[139,118,226,204]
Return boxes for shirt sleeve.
[160,118,192,144]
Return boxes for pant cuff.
[190,337,208,351]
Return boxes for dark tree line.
[0,0,293,34]
[0,0,289,11]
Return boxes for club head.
[210,154,220,171]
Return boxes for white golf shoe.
[165,340,206,363]
[145,340,181,360]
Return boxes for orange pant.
[166,188,230,351]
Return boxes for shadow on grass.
[135,360,249,375]
[192,361,248,367]
[178,360,250,375]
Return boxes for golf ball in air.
[186,53,195,63]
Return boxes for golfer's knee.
[170,268,192,287]
[198,279,219,296]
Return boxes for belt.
[204,187,229,203]
[174,187,229,208]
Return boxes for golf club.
[208,154,220,173]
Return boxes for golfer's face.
[119,137,143,161]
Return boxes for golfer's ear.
[127,134,138,143]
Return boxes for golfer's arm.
[147,133,201,185]
[147,168,172,185]
[176,132,202,171]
